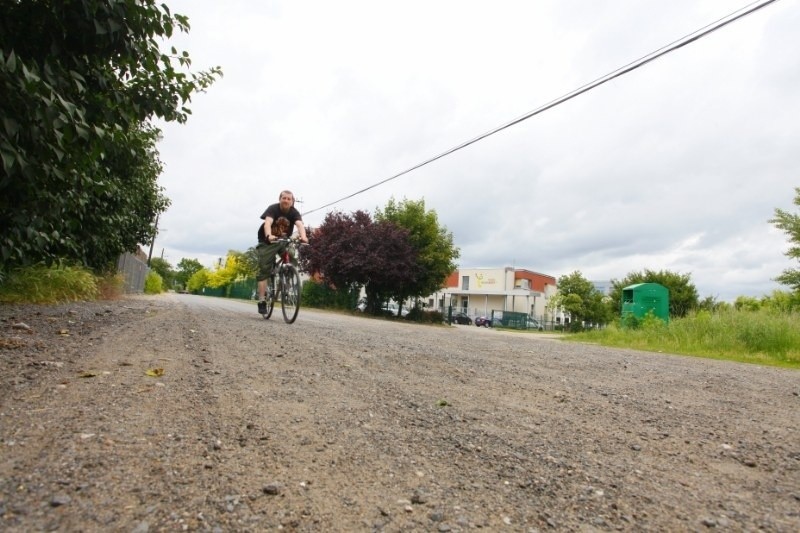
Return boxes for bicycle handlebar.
[270,237,308,245]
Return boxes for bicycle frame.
[277,241,297,270]
[261,238,304,324]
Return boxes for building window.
[462,276,469,290]
[462,296,469,313]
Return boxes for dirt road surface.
[1,294,799,532]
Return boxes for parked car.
[474,316,492,327]
[451,312,472,325]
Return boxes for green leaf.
[0,145,16,172]
[21,63,40,83]
[2,117,19,137]
[5,51,17,73]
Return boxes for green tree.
[758,290,799,313]
[374,197,459,315]
[1,1,221,276]
[175,258,204,291]
[697,295,729,312]
[609,269,699,318]
[552,271,610,327]
[186,268,210,293]
[769,187,800,292]
[242,246,260,278]
[148,257,175,289]
[208,251,252,289]
[734,296,761,312]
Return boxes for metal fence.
[116,252,148,293]
[229,278,257,300]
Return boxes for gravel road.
[1,294,799,532]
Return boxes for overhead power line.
[302,0,780,217]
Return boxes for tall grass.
[0,264,121,304]
[575,308,800,368]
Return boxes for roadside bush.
[411,309,443,324]
[405,306,424,321]
[301,279,358,309]
[96,272,126,300]
[144,272,163,294]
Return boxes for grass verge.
[0,264,124,304]
[572,309,800,369]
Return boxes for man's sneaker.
[257,300,267,314]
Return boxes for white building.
[427,267,557,321]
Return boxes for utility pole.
[147,213,159,267]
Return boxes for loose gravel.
[1,294,799,532]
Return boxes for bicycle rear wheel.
[280,265,301,324]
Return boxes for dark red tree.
[300,210,419,313]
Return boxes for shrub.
[414,309,444,324]
[96,272,126,300]
[568,321,585,333]
[144,271,163,294]
[301,279,358,309]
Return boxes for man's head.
[278,190,295,212]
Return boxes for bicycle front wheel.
[262,278,275,320]
[281,265,301,324]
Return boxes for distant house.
[427,267,557,321]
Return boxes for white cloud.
[153,0,799,301]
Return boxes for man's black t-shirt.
[257,203,302,243]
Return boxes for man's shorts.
[256,242,282,281]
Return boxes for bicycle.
[261,238,305,324]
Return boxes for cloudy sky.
[154,0,799,302]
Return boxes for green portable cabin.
[621,283,669,323]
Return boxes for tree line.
[154,188,800,325]
[153,198,460,318]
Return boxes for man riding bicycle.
[256,190,309,314]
